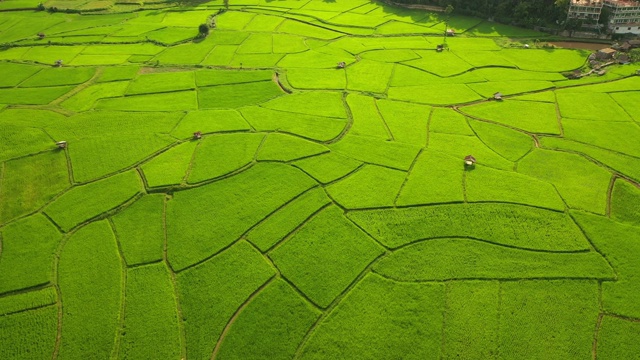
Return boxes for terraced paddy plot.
[188,133,264,182]
[241,106,347,141]
[518,149,612,214]
[299,274,444,359]
[0,214,62,293]
[270,206,384,307]
[126,70,195,94]
[348,203,590,250]
[199,81,283,109]
[1,2,640,358]
[460,99,560,134]
[167,163,316,271]
[374,239,613,281]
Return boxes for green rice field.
[1,0,640,358]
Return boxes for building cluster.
[568,0,640,34]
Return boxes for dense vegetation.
[394,0,571,28]
[1,0,640,359]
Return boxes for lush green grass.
[468,80,555,98]
[346,60,394,94]
[61,81,129,111]
[460,100,560,134]
[171,110,250,139]
[0,62,42,87]
[241,106,347,141]
[167,163,316,271]
[97,91,198,111]
[0,4,639,358]
[348,203,590,250]
[572,212,640,318]
[176,240,276,360]
[443,281,499,359]
[70,133,175,182]
[388,84,483,105]
[562,118,640,158]
[97,65,139,82]
[111,194,165,265]
[262,91,346,118]
[270,206,384,307]
[286,68,347,90]
[0,86,74,105]
[326,165,406,208]
[611,179,640,226]
[428,132,513,170]
[19,66,95,87]
[58,220,123,359]
[195,69,273,86]
[45,170,141,231]
[0,287,56,315]
[292,151,362,184]
[403,51,473,77]
[247,187,330,252]
[300,273,444,359]
[347,93,389,139]
[556,92,632,121]
[396,150,464,205]
[466,165,566,210]
[199,81,283,109]
[597,315,640,359]
[500,49,588,72]
[216,278,321,359]
[329,134,420,170]
[468,119,533,161]
[376,99,430,146]
[188,133,264,183]
[141,141,197,187]
[539,137,640,183]
[0,215,61,293]
[0,151,69,224]
[374,238,612,280]
[0,305,58,360]
[498,280,599,358]
[120,263,181,359]
[429,107,474,135]
[518,149,612,214]
[126,71,195,95]
[257,133,329,162]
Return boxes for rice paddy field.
[1,0,640,358]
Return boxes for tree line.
[391,0,572,28]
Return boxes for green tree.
[198,24,209,37]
